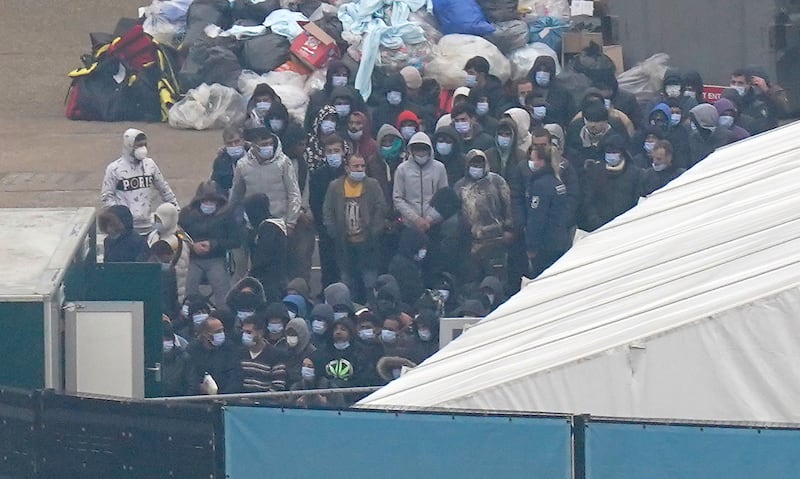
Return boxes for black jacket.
[243,195,288,303]
[309,164,345,232]
[580,159,643,232]
[527,56,576,128]
[210,149,243,196]
[388,227,426,306]
[688,128,733,168]
[372,73,408,135]
[524,167,572,255]
[433,126,466,186]
[639,165,686,196]
[186,339,243,394]
[102,205,148,263]
[179,183,241,259]
[162,346,190,396]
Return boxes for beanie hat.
[400,66,423,90]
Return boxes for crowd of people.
[97,56,787,402]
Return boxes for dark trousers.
[317,226,340,288]
[340,241,379,305]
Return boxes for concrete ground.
[0,0,221,210]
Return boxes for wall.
[0,302,45,389]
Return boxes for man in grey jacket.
[392,132,448,233]
[323,154,387,303]
[229,127,302,232]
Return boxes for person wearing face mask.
[687,103,734,168]
[162,318,190,396]
[580,133,643,232]
[101,128,179,234]
[323,154,388,304]
[393,132,448,232]
[592,73,643,130]
[305,105,341,174]
[353,310,384,386]
[468,87,499,136]
[479,276,506,313]
[450,102,495,152]
[148,202,191,303]
[330,87,358,130]
[174,295,213,340]
[373,73,409,136]
[222,277,267,332]
[230,127,302,235]
[147,240,181,322]
[409,309,439,362]
[375,314,416,383]
[713,98,751,142]
[245,83,281,129]
[211,126,249,198]
[283,316,317,386]
[638,102,688,170]
[525,56,575,128]
[454,149,513,284]
[98,205,148,263]
[263,102,294,141]
[485,116,526,179]
[632,127,666,170]
[186,315,243,394]
[239,313,289,393]
[389,226,428,307]
[724,68,785,135]
[312,317,368,388]
[524,93,553,129]
[347,112,378,169]
[463,56,503,107]
[433,125,466,186]
[565,102,616,170]
[263,302,291,351]
[655,69,685,106]
[680,70,704,111]
[638,140,686,197]
[305,61,358,130]
[396,109,422,142]
[374,124,406,193]
[242,193,289,303]
[310,134,349,288]
[309,303,335,348]
[179,180,240,308]
[282,294,308,322]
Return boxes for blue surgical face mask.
[349,171,366,182]
[211,331,226,347]
[334,104,351,117]
[312,320,327,335]
[348,129,363,141]
[193,312,209,325]
[465,74,477,87]
[381,329,397,344]
[359,328,375,340]
[401,126,417,140]
[321,120,337,135]
[718,115,735,129]
[605,152,623,166]
[200,202,217,215]
[535,71,551,87]
[163,340,175,353]
[258,145,274,160]
[497,135,512,149]
[476,102,490,116]
[469,166,484,179]
[532,106,547,120]
[241,332,255,347]
[236,310,254,322]
[267,323,284,334]
[653,162,668,172]
[255,101,271,115]
[326,153,343,168]
[670,113,682,126]
[226,145,245,158]
[332,75,348,88]
[436,142,453,156]
[386,91,402,105]
[333,340,350,350]
[333,311,349,321]
[454,121,471,135]
[269,119,284,131]
[301,366,315,379]
[731,85,746,96]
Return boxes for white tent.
[358,122,800,424]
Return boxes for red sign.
[703,85,727,103]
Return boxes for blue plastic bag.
[528,16,568,53]
[433,0,496,36]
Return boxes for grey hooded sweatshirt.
[392,132,449,225]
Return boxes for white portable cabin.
[359,122,800,424]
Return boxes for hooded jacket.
[285,317,317,385]
[347,111,378,165]
[324,282,355,311]
[373,73,409,136]
[230,134,302,227]
[504,108,532,153]
[100,205,148,263]
[688,103,733,167]
[305,60,357,130]
[392,132,449,225]
[330,86,360,128]
[601,75,643,129]
[243,194,288,302]
[433,125,466,186]
[527,56,575,127]
[179,181,241,260]
[244,83,281,130]
[148,203,191,302]
[309,303,335,348]
[713,98,751,142]
[388,227,426,306]
[454,153,513,243]
[485,116,527,179]
[101,128,179,234]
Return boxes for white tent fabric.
[358,122,800,423]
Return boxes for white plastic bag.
[238,70,310,122]
[424,34,511,90]
[518,0,570,19]
[510,42,561,80]
[617,53,671,104]
[168,83,247,130]
[305,68,328,95]
[142,0,194,47]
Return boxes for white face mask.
[286,335,299,347]
[665,85,681,98]
[193,313,209,325]
[476,102,490,116]
[401,126,417,140]
[133,146,148,161]
[418,328,432,342]
[415,248,427,261]
[348,129,363,141]
[331,75,348,88]
[438,289,450,302]
[652,162,668,172]
[731,85,747,96]
[468,166,484,180]
[605,152,623,167]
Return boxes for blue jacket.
[525,168,572,255]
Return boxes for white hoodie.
[101,128,179,234]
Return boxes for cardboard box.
[290,22,339,70]
[274,55,313,76]
[562,31,604,55]
[602,45,624,73]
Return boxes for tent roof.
[359,122,800,414]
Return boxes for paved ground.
[0,0,220,209]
